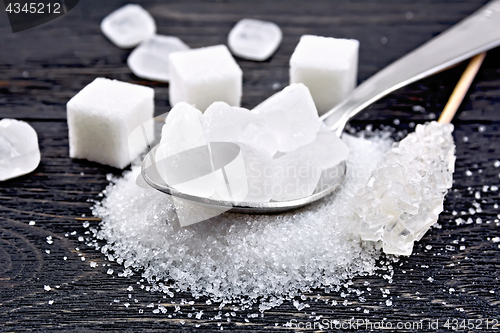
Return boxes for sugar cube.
[290,35,359,115]
[228,18,282,61]
[67,78,154,169]
[101,4,156,48]
[169,45,243,111]
[252,83,321,153]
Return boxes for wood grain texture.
[1,0,499,331]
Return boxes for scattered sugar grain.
[92,131,394,308]
[29,220,36,225]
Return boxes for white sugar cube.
[67,78,154,169]
[290,35,359,115]
[169,45,243,111]
[127,35,190,82]
[228,18,282,61]
[252,83,321,153]
[101,4,156,48]
[0,119,40,181]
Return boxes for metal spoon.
[142,0,500,214]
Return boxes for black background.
[1,0,499,331]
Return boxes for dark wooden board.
[1,0,500,331]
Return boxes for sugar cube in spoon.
[252,83,321,153]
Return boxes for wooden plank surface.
[1,0,500,331]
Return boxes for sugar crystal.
[128,35,189,82]
[101,4,156,48]
[353,122,455,255]
[0,119,41,181]
[228,19,282,61]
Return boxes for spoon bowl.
[141,144,346,213]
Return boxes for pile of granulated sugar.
[91,130,394,311]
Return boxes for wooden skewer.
[438,52,487,124]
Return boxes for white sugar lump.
[0,119,41,181]
[67,78,154,169]
[169,45,243,111]
[252,83,321,153]
[92,130,392,308]
[203,102,277,156]
[154,103,248,215]
[272,155,322,201]
[237,143,274,202]
[155,102,219,199]
[127,35,189,82]
[157,103,207,159]
[228,18,282,61]
[352,122,455,256]
[272,130,349,201]
[101,4,156,48]
[290,35,359,115]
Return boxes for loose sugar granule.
[92,131,393,308]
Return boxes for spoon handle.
[321,0,500,136]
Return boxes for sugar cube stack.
[169,45,243,111]
[290,35,359,115]
[100,4,156,49]
[67,78,155,169]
